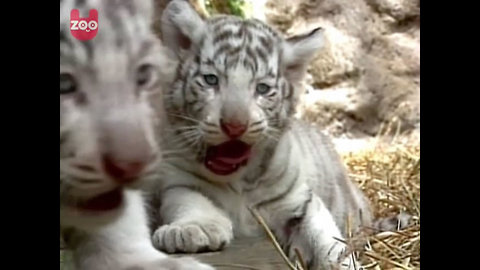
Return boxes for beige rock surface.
[266,0,420,137]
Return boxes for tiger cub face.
[60,0,174,229]
[161,0,324,179]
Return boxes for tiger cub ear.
[160,0,206,55]
[282,27,325,83]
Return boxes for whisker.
[168,113,200,123]
[169,132,202,150]
[178,129,201,137]
[264,133,279,142]
[203,121,218,127]
[165,125,199,132]
[167,129,202,145]
[184,134,202,148]
[263,126,282,142]
[162,149,192,155]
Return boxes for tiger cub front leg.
[152,187,234,253]
[266,194,359,270]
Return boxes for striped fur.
[159,3,319,166]
[150,1,392,270]
[60,1,212,269]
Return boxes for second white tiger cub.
[152,1,397,269]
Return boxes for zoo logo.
[70,9,98,41]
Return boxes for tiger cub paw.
[152,221,233,253]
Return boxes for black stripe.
[249,127,264,134]
[244,47,258,72]
[212,17,240,32]
[202,58,215,66]
[250,120,263,127]
[267,91,277,98]
[181,81,188,116]
[242,58,255,74]
[245,30,253,42]
[294,190,313,219]
[162,184,199,194]
[192,67,202,80]
[258,35,273,53]
[204,122,217,127]
[214,43,232,59]
[194,54,201,65]
[234,25,245,39]
[250,141,291,190]
[186,100,196,106]
[277,51,283,82]
[223,55,228,72]
[242,142,276,187]
[226,56,240,71]
[267,69,276,78]
[229,46,242,56]
[255,46,268,65]
[195,81,203,88]
[192,102,205,115]
[213,30,234,44]
[255,167,299,208]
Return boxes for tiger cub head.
[161,0,323,179]
[60,0,174,229]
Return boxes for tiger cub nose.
[101,155,147,184]
[220,119,248,138]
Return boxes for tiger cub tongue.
[205,140,251,175]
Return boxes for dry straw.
[343,134,420,270]
[247,130,420,270]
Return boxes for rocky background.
[154,0,420,144]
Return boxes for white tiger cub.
[151,1,410,269]
[60,0,213,269]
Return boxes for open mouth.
[205,140,251,175]
[74,187,124,212]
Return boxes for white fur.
[153,128,359,269]
[70,190,213,270]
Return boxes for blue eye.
[204,74,218,86]
[256,83,270,95]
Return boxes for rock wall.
[265,0,420,138]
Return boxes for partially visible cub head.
[161,0,324,181]
[60,0,174,230]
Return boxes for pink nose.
[220,120,248,138]
[102,155,146,184]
